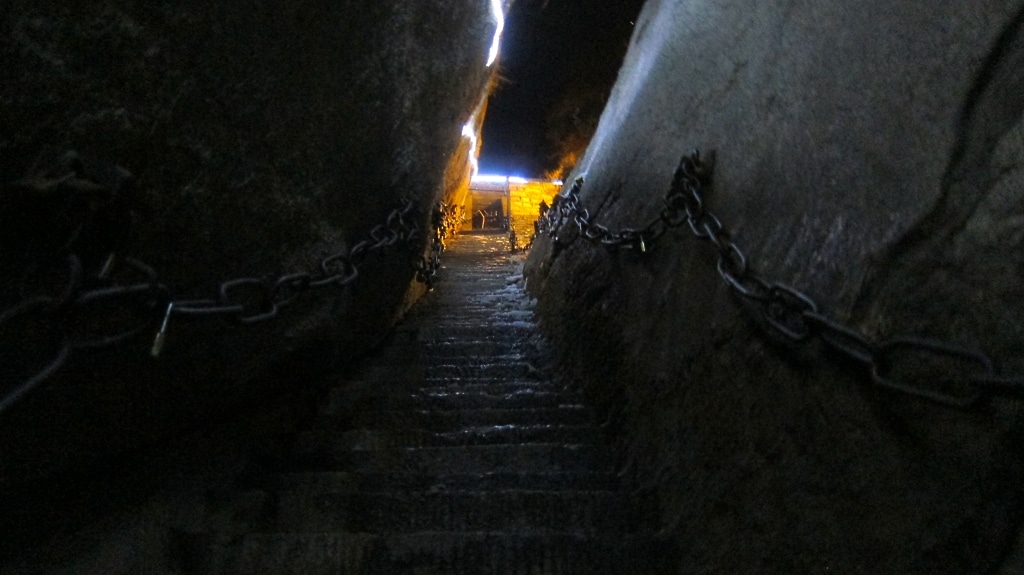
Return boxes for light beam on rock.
[487,0,504,66]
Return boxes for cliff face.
[0,1,498,490]
[525,1,1024,572]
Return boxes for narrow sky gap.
[478,0,645,177]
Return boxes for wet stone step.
[225,532,667,575]
[320,385,575,416]
[294,424,599,451]
[252,470,622,494]
[423,306,531,317]
[423,301,528,310]
[419,341,528,357]
[435,274,508,281]
[429,286,513,294]
[413,381,569,396]
[430,308,526,316]
[431,286,510,295]
[423,298,526,307]
[269,490,643,534]
[420,304,514,312]
[417,325,534,341]
[421,375,545,386]
[378,532,667,575]
[420,317,523,326]
[344,389,575,411]
[425,308,532,317]
[418,388,579,405]
[422,352,529,366]
[426,362,535,379]
[338,406,597,430]
[415,387,567,402]
[423,324,536,335]
[291,443,613,475]
[426,323,534,333]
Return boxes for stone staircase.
[3,232,667,574]
[213,232,667,574]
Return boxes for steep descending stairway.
[219,232,665,574]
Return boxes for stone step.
[424,313,531,321]
[413,388,572,408]
[427,312,534,324]
[295,424,598,451]
[414,381,568,396]
[419,342,527,358]
[425,324,534,334]
[249,470,622,493]
[335,406,597,430]
[421,350,527,362]
[428,287,512,296]
[267,490,644,534]
[225,532,668,575]
[413,311,525,322]
[417,304,530,313]
[322,385,576,416]
[420,375,547,387]
[291,443,613,475]
[423,305,530,315]
[426,362,535,380]
[416,325,534,342]
[352,360,543,379]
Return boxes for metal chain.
[415,202,459,286]
[539,150,1024,408]
[508,220,520,252]
[1,190,446,413]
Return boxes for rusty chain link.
[2,172,448,413]
[508,220,520,253]
[415,202,459,286]
[538,150,1024,408]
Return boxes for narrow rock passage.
[229,232,664,574]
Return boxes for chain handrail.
[508,219,520,252]
[537,150,1024,408]
[1,171,448,413]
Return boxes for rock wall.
[0,0,498,507]
[525,1,1024,573]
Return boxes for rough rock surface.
[525,1,1024,573]
[0,0,498,553]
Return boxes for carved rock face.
[0,1,497,488]
[526,1,1024,572]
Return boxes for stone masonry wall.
[509,180,560,241]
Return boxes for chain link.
[2,173,447,412]
[538,150,1024,408]
[414,201,457,286]
[508,220,519,252]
